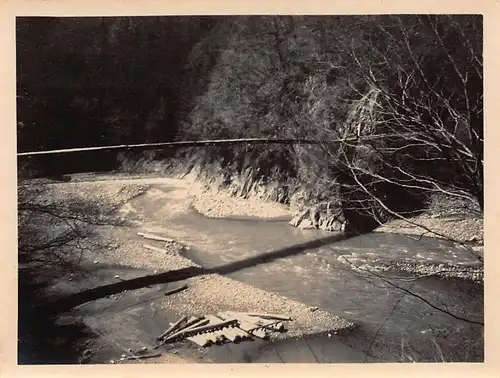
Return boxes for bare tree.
[304,16,482,241]
[300,15,484,360]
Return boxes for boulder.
[289,208,310,227]
[298,218,315,229]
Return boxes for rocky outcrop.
[289,204,346,232]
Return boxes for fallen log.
[157,315,188,341]
[138,232,174,243]
[244,312,292,321]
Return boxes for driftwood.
[244,312,292,321]
[164,284,188,296]
[127,352,161,360]
[138,232,174,243]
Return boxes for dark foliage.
[17,15,483,226]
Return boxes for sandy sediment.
[188,185,292,220]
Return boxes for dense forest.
[17,15,483,230]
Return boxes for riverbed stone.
[289,208,310,227]
[298,218,315,229]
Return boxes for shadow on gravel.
[18,268,96,364]
[47,233,350,313]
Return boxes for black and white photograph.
[15,13,485,366]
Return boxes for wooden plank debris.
[159,311,291,348]
[221,327,240,342]
[264,322,286,332]
[224,326,251,342]
[218,312,277,335]
[204,315,230,344]
[234,328,252,340]
[189,334,212,347]
[203,332,218,344]
[251,329,268,340]
[162,319,239,343]
[157,315,188,341]
[178,317,207,332]
[169,320,213,347]
[187,334,211,347]
[216,312,266,339]
[182,318,210,332]
[138,232,174,243]
[226,312,279,328]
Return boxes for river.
[119,180,484,362]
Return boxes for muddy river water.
[121,181,484,363]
